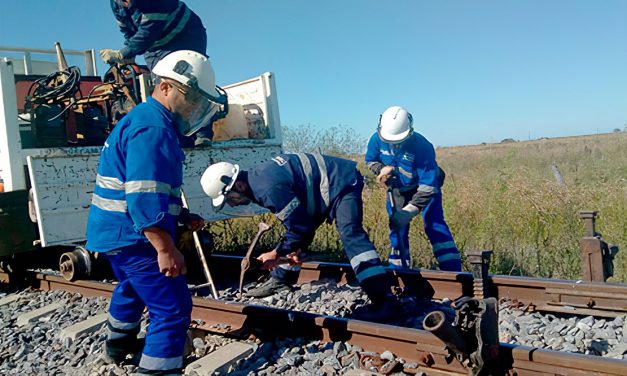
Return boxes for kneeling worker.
[201,153,396,316]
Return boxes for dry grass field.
[210,131,627,282]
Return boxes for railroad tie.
[59,312,108,346]
[0,294,22,307]
[16,302,63,327]
[184,342,257,375]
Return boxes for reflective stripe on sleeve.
[398,166,413,179]
[125,180,172,195]
[96,174,124,190]
[276,197,300,221]
[417,184,437,194]
[92,194,127,213]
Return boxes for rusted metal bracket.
[466,250,492,299]
[579,211,619,282]
[423,297,500,376]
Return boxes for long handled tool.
[239,222,272,296]
[180,190,219,299]
[386,181,410,268]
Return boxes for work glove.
[390,203,420,229]
[99,49,135,65]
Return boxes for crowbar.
[239,222,272,295]
[180,190,219,299]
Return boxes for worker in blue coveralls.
[365,106,462,272]
[86,50,226,375]
[200,154,398,319]
[100,0,214,146]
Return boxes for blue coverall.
[110,0,213,144]
[249,153,392,304]
[365,132,462,271]
[110,0,206,70]
[86,97,191,374]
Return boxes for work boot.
[246,277,294,298]
[97,338,144,366]
[351,296,400,323]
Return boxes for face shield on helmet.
[168,80,228,136]
[153,50,229,136]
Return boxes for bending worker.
[86,51,225,375]
[201,154,397,318]
[365,106,462,271]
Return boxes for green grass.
[209,132,627,282]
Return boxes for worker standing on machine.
[200,154,398,320]
[85,50,225,375]
[100,0,215,146]
[365,106,462,272]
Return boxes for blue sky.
[1,1,625,146]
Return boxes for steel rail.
[9,272,624,375]
[3,252,627,318]
[208,255,627,317]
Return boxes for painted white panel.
[28,144,280,247]
[27,152,99,247]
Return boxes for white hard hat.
[377,106,413,144]
[153,50,228,136]
[200,162,240,208]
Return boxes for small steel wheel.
[59,247,92,281]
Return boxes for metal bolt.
[466,250,493,299]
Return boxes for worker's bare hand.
[376,165,394,186]
[285,250,302,266]
[257,249,280,270]
[157,247,187,277]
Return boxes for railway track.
[2,253,626,375]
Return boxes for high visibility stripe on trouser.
[330,173,390,304]
[103,244,192,372]
[386,191,461,272]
